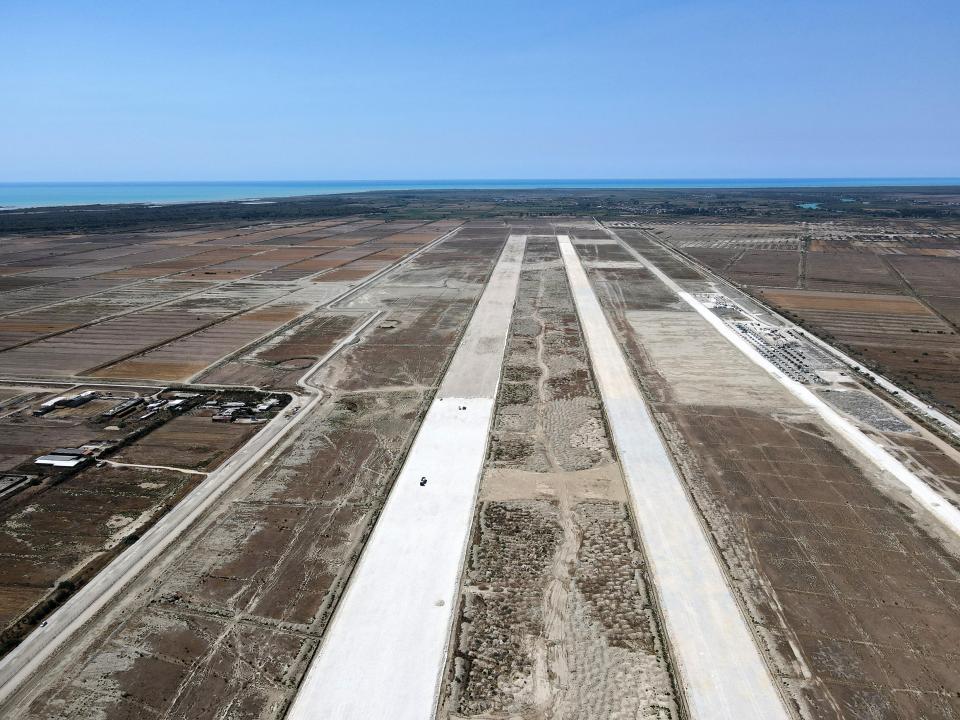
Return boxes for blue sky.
[1,0,958,181]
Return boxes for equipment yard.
[1,191,960,720]
[644,218,960,422]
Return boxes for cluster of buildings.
[209,396,280,423]
[23,389,283,476]
[34,441,115,469]
[32,390,99,417]
[101,391,199,422]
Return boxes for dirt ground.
[93,304,307,382]
[198,313,365,389]
[0,465,196,651]
[0,387,144,472]
[113,411,263,471]
[758,289,960,415]
[0,219,454,383]
[4,214,960,719]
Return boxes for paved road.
[558,235,791,720]
[285,234,526,720]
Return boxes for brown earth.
[113,412,262,471]
[0,465,197,653]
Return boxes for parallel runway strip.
[286,235,526,720]
[557,234,790,720]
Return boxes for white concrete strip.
[607,232,960,539]
[790,324,960,444]
[558,235,790,720]
[286,235,526,720]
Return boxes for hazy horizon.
[4,177,960,210]
[5,176,960,184]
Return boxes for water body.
[1,178,958,209]
[797,202,821,209]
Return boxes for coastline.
[2,178,960,210]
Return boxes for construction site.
[0,201,959,719]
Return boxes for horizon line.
[3,176,960,185]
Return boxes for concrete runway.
[558,235,790,720]
[285,235,526,720]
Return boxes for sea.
[1,179,958,210]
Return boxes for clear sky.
[1,0,958,181]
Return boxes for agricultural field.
[0,464,196,655]
[0,382,284,657]
[0,385,150,473]
[0,217,459,382]
[2,222,509,718]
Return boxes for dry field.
[759,288,960,414]
[93,304,308,382]
[199,313,364,389]
[0,463,198,654]
[112,410,263,471]
[0,218,458,382]
[0,386,147,472]
[0,383,286,655]
[3,212,960,720]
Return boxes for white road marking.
[558,235,790,720]
[285,235,526,720]
[607,231,960,540]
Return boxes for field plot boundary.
[0,278,224,354]
[558,235,791,720]
[185,221,465,382]
[285,235,526,720]
[606,229,960,540]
